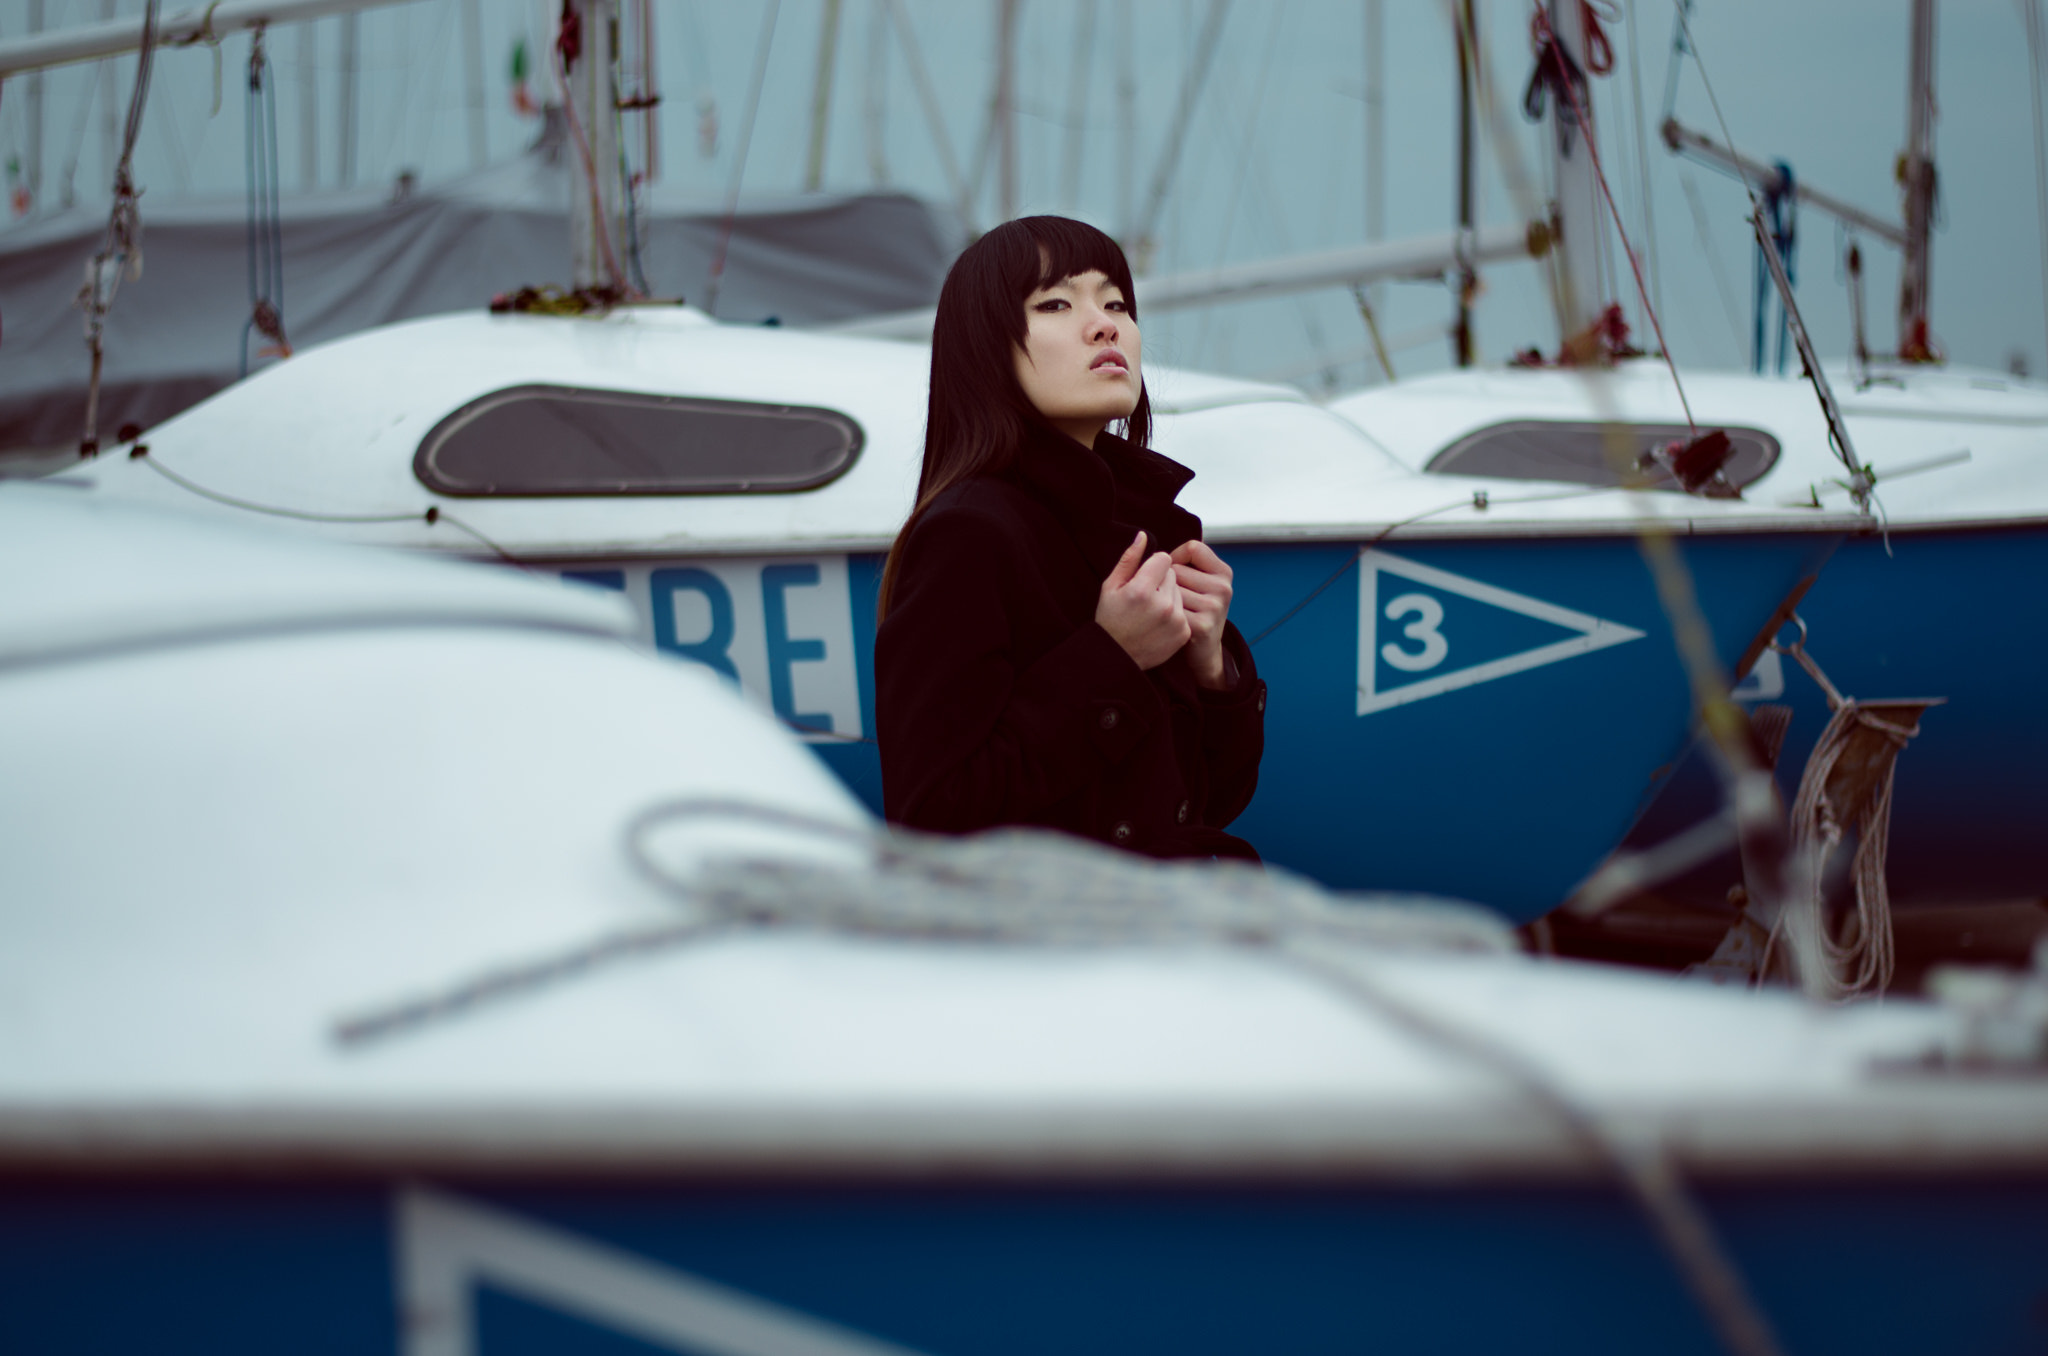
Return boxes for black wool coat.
[876,420,1266,860]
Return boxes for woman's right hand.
[1096,531,1190,670]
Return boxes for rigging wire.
[134,451,526,567]
[1056,0,1096,209]
[134,447,858,750]
[241,24,290,379]
[57,48,101,210]
[1192,0,1290,369]
[1445,0,1567,331]
[76,0,161,458]
[1624,0,1663,318]
[1485,3,1816,1073]
[705,0,782,316]
[553,1,637,299]
[1658,0,1691,124]
[882,0,969,225]
[1129,0,1233,269]
[1246,485,1609,649]
[1666,0,1870,495]
[1678,163,1749,356]
[1533,4,1696,431]
[617,13,654,299]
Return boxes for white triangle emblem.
[1356,549,1646,716]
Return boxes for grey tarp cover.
[0,150,964,450]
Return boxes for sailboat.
[6,9,2047,1350]
[1327,0,2048,918]
[5,474,2047,1356]
[21,0,1868,923]
[63,294,1859,921]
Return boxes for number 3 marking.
[1381,592,1449,672]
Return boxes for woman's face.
[1013,269,1142,448]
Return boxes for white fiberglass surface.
[1328,361,2048,525]
[0,484,632,662]
[77,311,1853,556]
[90,310,936,552]
[0,617,1944,1111]
[0,625,867,1099]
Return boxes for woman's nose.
[1085,308,1118,341]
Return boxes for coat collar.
[1006,418,1202,577]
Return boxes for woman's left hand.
[1169,539,1235,689]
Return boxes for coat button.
[1176,799,1190,824]
[1099,708,1120,731]
[1112,821,1134,844]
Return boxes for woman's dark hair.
[877,215,1151,619]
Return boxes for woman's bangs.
[1026,218,1134,306]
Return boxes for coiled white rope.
[1770,637,1935,1001]
[333,803,1514,1049]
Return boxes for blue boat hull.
[564,530,1836,922]
[1626,524,2048,907]
[4,1173,2044,1354]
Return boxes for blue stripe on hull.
[807,534,1833,922]
[3,1176,2044,1353]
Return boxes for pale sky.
[3,0,2042,388]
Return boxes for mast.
[297,20,318,189]
[1364,0,1385,332]
[563,0,627,291]
[996,0,1019,221]
[1059,0,1096,211]
[1547,0,1601,337]
[864,0,889,186]
[99,0,117,192]
[338,11,358,187]
[1898,0,1937,359]
[1453,0,1476,367]
[1129,0,1229,271]
[1364,0,1384,243]
[804,0,842,191]
[635,0,659,184]
[25,0,43,211]
[460,0,486,171]
[1115,0,1134,239]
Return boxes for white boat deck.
[4,487,2040,1180]
[61,309,1864,557]
[1328,359,2048,529]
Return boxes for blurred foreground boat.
[67,307,1861,920]
[3,486,2047,1356]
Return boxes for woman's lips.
[1091,350,1129,374]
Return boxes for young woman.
[874,216,1265,861]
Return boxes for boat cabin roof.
[69,310,1859,556]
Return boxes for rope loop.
[1523,10,1591,148]
[1764,620,1938,1002]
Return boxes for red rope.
[1535,4,1695,432]
[554,10,639,299]
[1531,0,1614,75]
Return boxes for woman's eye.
[1106,300,1128,312]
